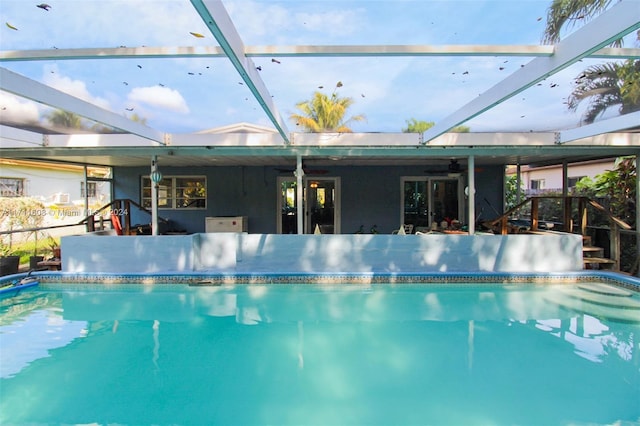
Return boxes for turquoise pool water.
[1,282,638,425]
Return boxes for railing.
[83,199,168,235]
[0,198,168,239]
[485,195,634,272]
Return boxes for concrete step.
[544,289,640,323]
[577,283,633,297]
[564,289,640,309]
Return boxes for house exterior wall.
[1,162,83,200]
[510,159,615,194]
[114,164,505,234]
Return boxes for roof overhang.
[2,124,638,168]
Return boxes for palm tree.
[568,59,640,124]
[46,110,85,129]
[290,88,365,133]
[402,118,470,133]
[542,0,618,45]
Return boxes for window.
[530,179,545,190]
[568,176,586,188]
[80,182,97,197]
[0,178,25,197]
[142,176,206,209]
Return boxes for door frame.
[400,175,464,230]
[277,176,341,234]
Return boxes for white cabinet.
[205,216,248,233]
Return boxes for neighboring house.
[0,158,113,232]
[506,158,616,196]
[196,122,279,135]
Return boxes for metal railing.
[485,195,635,273]
[0,198,168,239]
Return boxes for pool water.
[1,282,638,425]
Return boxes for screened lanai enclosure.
[0,0,639,274]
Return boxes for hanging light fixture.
[150,169,163,185]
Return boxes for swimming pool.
[1,274,639,425]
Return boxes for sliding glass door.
[401,177,462,231]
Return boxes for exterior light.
[150,170,163,184]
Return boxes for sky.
[0,0,635,135]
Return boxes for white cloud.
[128,86,190,114]
[0,92,40,123]
[43,71,111,110]
[226,1,362,43]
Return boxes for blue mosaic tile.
[2,270,636,292]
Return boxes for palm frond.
[289,91,365,133]
[542,0,616,45]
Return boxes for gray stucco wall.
[114,165,505,235]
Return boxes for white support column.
[295,154,304,235]
[151,156,159,236]
[468,156,475,235]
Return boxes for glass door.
[305,178,339,234]
[431,179,461,228]
[278,179,298,234]
[277,177,340,234]
[402,177,462,232]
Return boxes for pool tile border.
[3,271,639,292]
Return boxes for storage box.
[205,216,248,233]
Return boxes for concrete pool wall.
[61,232,584,274]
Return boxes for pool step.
[581,236,617,270]
[577,283,633,297]
[545,286,640,323]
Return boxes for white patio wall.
[61,232,583,274]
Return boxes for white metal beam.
[0,124,44,147]
[2,45,638,62]
[422,1,640,144]
[558,111,640,143]
[0,67,165,144]
[190,0,289,143]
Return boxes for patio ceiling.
[0,0,639,168]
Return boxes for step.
[544,291,640,323]
[582,246,604,254]
[562,289,640,309]
[583,257,616,266]
[577,283,633,297]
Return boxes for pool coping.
[2,270,639,292]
